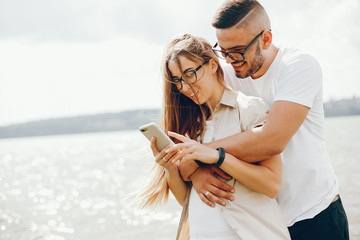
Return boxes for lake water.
[0,115,359,240]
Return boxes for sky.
[0,0,359,126]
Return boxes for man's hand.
[190,165,234,207]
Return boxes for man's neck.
[251,44,279,79]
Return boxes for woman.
[137,34,290,240]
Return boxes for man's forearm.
[207,101,310,162]
[207,126,283,163]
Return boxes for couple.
[138,0,349,240]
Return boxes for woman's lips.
[189,90,199,100]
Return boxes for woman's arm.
[151,137,188,206]
[164,164,188,206]
[220,153,281,198]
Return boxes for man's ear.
[262,30,272,50]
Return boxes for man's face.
[216,27,265,79]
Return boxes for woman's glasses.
[170,60,209,90]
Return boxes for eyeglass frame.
[212,30,269,61]
[170,60,209,90]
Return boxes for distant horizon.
[1,95,359,128]
[0,106,160,127]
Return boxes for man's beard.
[235,43,265,79]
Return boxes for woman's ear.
[209,58,218,74]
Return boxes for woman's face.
[168,55,219,106]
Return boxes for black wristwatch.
[215,147,225,167]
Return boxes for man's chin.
[235,71,248,79]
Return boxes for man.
[178,0,350,239]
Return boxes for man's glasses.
[212,30,266,62]
[170,60,209,90]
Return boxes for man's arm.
[189,166,235,207]
[177,101,310,207]
[208,100,310,162]
[179,101,310,180]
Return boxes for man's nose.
[225,55,234,64]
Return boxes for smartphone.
[139,122,174,151]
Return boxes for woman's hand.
[150,137,178,171]
[166,131,219,166]
[150,137,189,206]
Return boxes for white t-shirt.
[223,47,339,226]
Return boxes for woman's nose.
[181,83,192,92]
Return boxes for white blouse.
[188,120,240,240]
[176,90,290,240]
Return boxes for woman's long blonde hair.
[137,33,226,209]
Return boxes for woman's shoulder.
[221,87,269,112]
[234,91,269,130]
[234,91,268,109]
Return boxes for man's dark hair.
[212,0,263,29]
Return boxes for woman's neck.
[208,85,225,115]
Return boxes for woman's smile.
[188,89,200,101]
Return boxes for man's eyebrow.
[220,45,246,51]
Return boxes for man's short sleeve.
[274,53,323,109]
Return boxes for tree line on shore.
[0,97,359,139]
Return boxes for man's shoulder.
[275,47,322,78]
[278,47,320,68]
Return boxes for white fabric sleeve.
[274,53,323,109]
[237,92,269,131]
